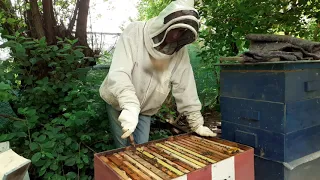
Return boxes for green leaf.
[48,62,58,67]
[34,159,46,167]
[32,132,40,139]
[58,155,68,161]
[13,121,25,129]
[45,152,54,159]
[51,45,59,51]
[63,113,72,118]
[30,58,39,65]
[0,40,17,48]
[31,152,42,163]
[82,155,89,164]
[29,142,39,151]
[39,37,47,46]
[75,118,86,126]
[24,140,30,146]
[65,157,76,166]
[15,44,26,56]
[65,138,72,145]
[50,163,59,171]
[39,166,47,176]
[72,39,78,45]
[80,135,91,141]
[71,142,79,150]
[44,172,54,179]
[2,35,16,39]
[37,135,46,142]
[66,172,77,179]
[42,141,55,149]
[74,49,84,58]
[7,18,15,25]
[0,82,11,90]
[64,120,73,127]
[0,133,15,141]
[16,132,27,137]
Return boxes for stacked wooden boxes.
[219,61,320,180]
[94,134,254,180]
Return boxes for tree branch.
[0,114,26,121]
[68,0,80,32]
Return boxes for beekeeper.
[99,0,216,148]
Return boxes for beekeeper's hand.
[187,111,217,137]
[118,106,140,139]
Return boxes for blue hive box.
[254,151,320,180]
[219,61,320,163]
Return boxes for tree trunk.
[29,0,45,39]
[42,0,57,44]
[76,0,90,47]
[75,0,95,62]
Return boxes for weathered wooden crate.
[94,134,254,180]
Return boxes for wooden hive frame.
[94,133,254,180]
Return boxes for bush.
[0,34,112,179]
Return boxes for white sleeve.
[99,29,140,110]
[171,48,202,115]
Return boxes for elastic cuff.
[186,111,204,130]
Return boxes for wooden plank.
[179,139,229,160]
[174,141,222,161]
[155,143,207,167]
[119,152,163,180]
[114,153,151,180]
[152,145,202,169]
[185,138,233,157]
[137,147,184,176]
[147,146,196,172]
[219,56,244,62]
[99,156,131,180]
[135,150,178,178]
[108,155,140,180]
[143,147,190,174]
[125,151,171,180]
[166,141,217,164]
[161,142,210,165]
[190,136,243,153]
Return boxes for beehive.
[94,134,254,180]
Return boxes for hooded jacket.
[99,0,203,119]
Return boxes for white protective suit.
[99,0,216,138]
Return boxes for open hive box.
[94,134,254,180]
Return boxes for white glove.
[194,125,217,137]
[118,106,140,139]
[186,111,217,137]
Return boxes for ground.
[161,109,222,138]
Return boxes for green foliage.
[0,34,112,179]
[137,0,320,111]
[137,0,171,20]
[197,0,320,109]
[198,0,320,63]
[0,81,16,101]
[155,101,176,123]
[149,129,172,141]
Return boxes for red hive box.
[94,134,254,180]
